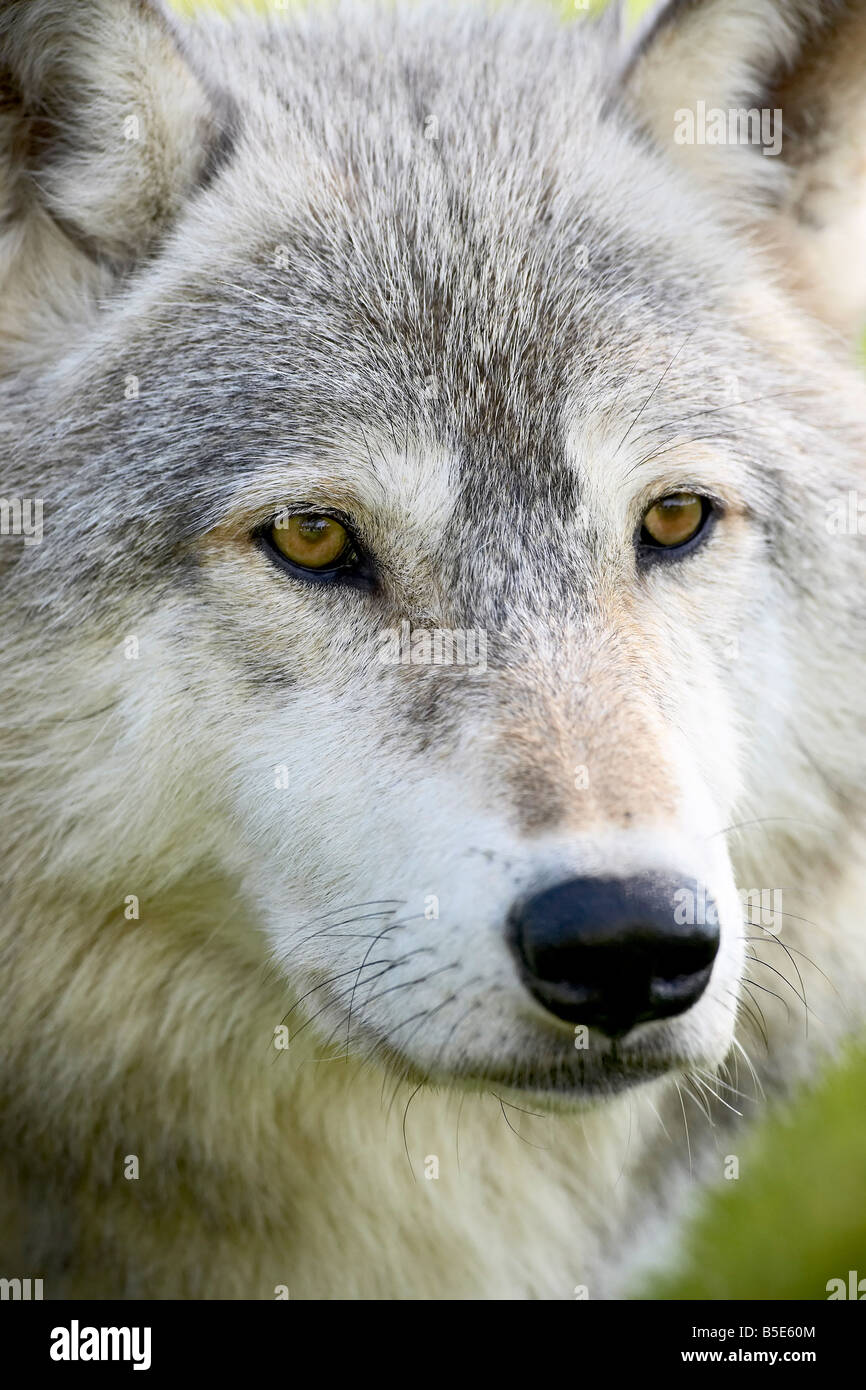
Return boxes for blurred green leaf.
[638,1044,866,1300]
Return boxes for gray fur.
[1,0,865,1299]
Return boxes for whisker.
[682,1075,713,1127]
[297,905,403,948]
[690,1068,743,1118]
[278,957,394,1029]
[384,993,459,1116]
[616,326,698,458]
[613,1094,635,1188]
[674,1080,693,1174]
[278,968,397,1058]
[742,945,808,1009]
[731,1035,765,1101]
[706,814,833,840]
[724,986,769,1050]
[745,929,850,1017]
[630,388,812,442]
[353,962,456,1015]
[740,980,775,1039]
[645,1096,672,1141]
[345,915,423,1051]
[744,918,811,1007]
[492,1095,549,1150]
[743,973,796,1025]
[694,1063,752,1105]
[401,1081,425,1180]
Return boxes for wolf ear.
[0,0,229,303]
[621,0,866,342]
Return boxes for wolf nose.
[509,875,719,1039]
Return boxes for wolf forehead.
[231,29,712,346]
[130,5,739,505]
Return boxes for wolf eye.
[259,511,373,588]
[270,513,351,569]
[640,493,710,553]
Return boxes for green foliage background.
[642,1046,866,1300]
[178,0,866,1300]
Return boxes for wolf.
[0,0,865,1300]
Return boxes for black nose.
[509,875,719,1039]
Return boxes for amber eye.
[641,493,708,551]
[268,513,352,570]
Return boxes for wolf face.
[2,0,866,1133]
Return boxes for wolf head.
[2,0,865,1104]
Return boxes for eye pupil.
[641,493,706,550]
